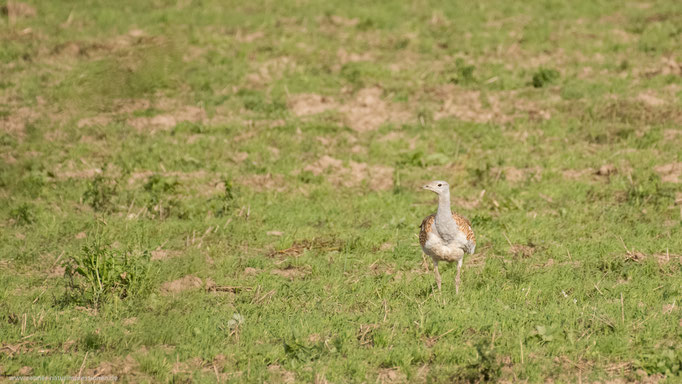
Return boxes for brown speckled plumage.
[419,213,475,248]
[419,215,434,247]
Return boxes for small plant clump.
[532,68,560,88]
[63,239,152,307]
[83,172,118,212]
[143,174,183,219]
[450,58,477,85]
[215,176,236,217]
[457,341,502,383]
[10,203,36,225]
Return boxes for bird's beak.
[422,185,430,190]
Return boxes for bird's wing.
[419,214,435,247]
[452,213,476,248]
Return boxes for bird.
[419,180,475,294]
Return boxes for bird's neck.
[435,192,452,219]
[435,192,458,241]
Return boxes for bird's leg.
[455,258,463,294]
[433,260,442,291]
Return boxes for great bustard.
[419,180,476,293]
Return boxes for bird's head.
[422,180,450,196]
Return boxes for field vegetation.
[1,0,681,382]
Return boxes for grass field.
[1,0,682,382]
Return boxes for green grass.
[1,0,682,382]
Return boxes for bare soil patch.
[245,57,295,86]
[337,48,373,65]
[235,30,264,43]
[377,368,406,383]
[636,91,667,107]
[271,266,308,280]
[128,105,206,133]
[85,355,139,377]
[127,170,214,185]
[596,164,617,176]
[326,15,359,27]
[1,106,40,141]
[303,155,393,190]
[267,364,295,383]
[340,87,411,132]
[640,57,682,77]
[663,129,682,141]
[289,93,337,116]
[160,275,203,295]
[269,238,342,258]
[563,165,628,182]
[2,2,36,21]
[433,85,551,124]
[652,252,682,266]
[150,249,181,261]
[77,115,112,128]
[654,162,682,183]
[238,173,287,192]
[509,243,536,258]
[492,166,542,183]
[593,99,682,125]
[289,87,412,132]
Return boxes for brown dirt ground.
[433,85,552,124]
[303,155,393,190]
[270,266,308,280]
[238,173,287,192]
[492,166,543,183]
[84,354,139,378]
[267,364,295,383]
[289,93,337,116]
[128,105,206,133]
[339,87,412,132]
[160,275,203,295]
[376,368,407,383]
[655,162,682,183]
[3,1,36,21]
[289,87,412,132]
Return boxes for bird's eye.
[437,184,442,187]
